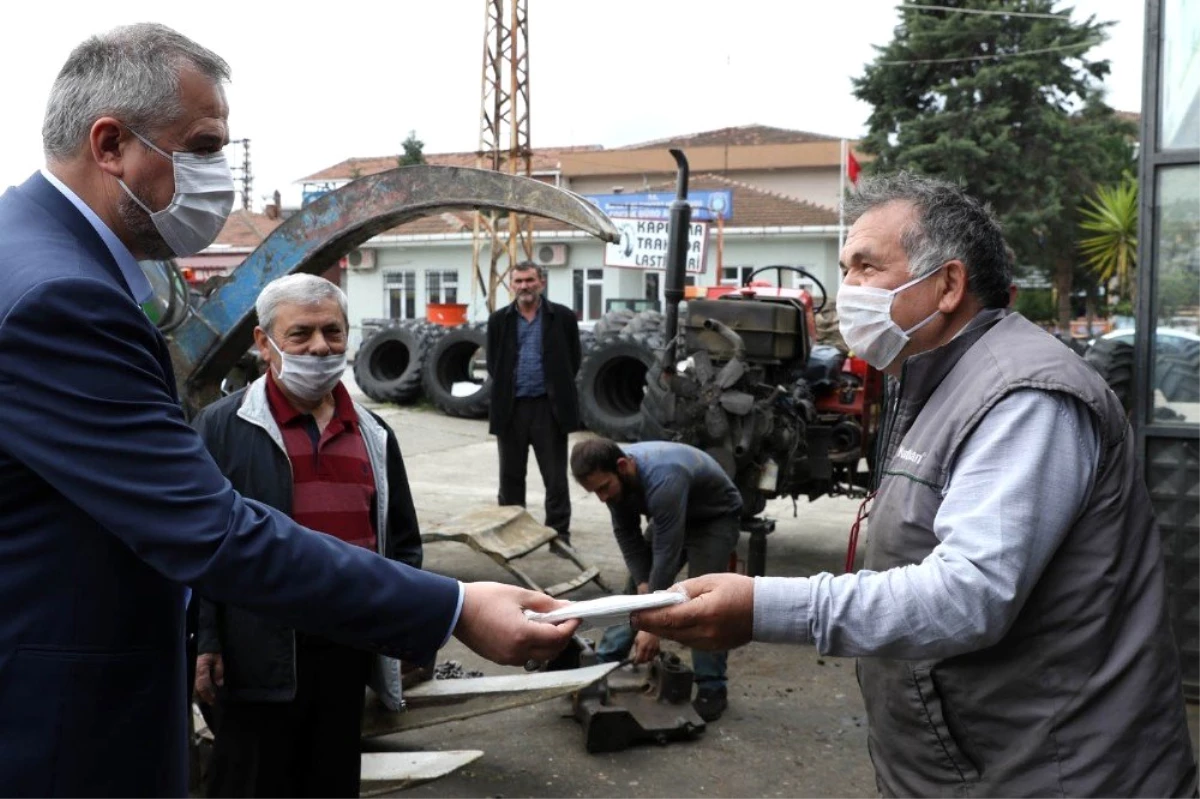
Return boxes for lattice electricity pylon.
[227,138,253,211]
[471,0,533,312]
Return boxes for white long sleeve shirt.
[752,389,1100,658]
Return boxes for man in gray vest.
[631,173,1198,797]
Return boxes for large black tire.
[593,308,635,340]
[218,349,264,398]
[623,309,664,338]
[577,332,662,441]
[421,323,491,418]
[1055,333,1089,356]
[579,328,597,358]
[1084,336,1134,412]
[1156,353,1200,403]
[814,304,847,352]
[353,324,428,404]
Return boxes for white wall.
[346,230,843,354]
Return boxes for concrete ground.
[354,380,877,798]
[347,378,1199,798]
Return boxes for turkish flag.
[847,149,861,185]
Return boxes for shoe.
[693,685,728,722]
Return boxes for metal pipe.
[702,318,746,361]
[662,149,692,367]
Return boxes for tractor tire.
[1156,352,1200,403]
[814,305,847,352]
[593,308,635,340]
[577,332,662,441]
[638,374,676,443]
[218,348,263,399]
[353,324,428,404]
[1055,333,1089,357]
[422,323,491,418]
[579,328,597,359]
[1084,336,1134,413]
[360,316,395,345]
[623,309,664,338]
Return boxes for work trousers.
[497,395,571,540]
[596,514,739,688]
[205,634,371,798]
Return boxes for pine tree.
[852,0,1136,330]
[397,130,426,166]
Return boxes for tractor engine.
[639,285,876,519]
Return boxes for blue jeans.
[595,513,739,691]
[596,622,727,689]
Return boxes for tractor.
[636,151,883,575]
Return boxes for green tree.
[397,130,426,166]
[852,0,1136,331]
[1078,172,1138,302]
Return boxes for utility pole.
[471,0,532,312]
[228,137,253,211]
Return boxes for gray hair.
[43,23,230,161]
[844,172,1012,309]
[513,261,546,281]
[255,274,348,336]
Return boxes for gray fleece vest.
[859,309,1197,798]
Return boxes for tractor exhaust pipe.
[662,149,692,369]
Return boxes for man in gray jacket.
[571,438,742,722]
[193,275,428,797]
[633,173,1198,796]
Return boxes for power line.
[897,3,1073,20]
[879,38,1103,65]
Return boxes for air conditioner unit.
[534,243,569,267]
[346,248,376,271]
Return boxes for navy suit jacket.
[0,173,461,797]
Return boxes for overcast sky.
[0,0,1145,210]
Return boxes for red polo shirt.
[266,374,377,551]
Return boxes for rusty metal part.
[168,166,618,414]
[572,652,706,753]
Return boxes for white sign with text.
[604,217,708,273]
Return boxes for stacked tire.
[577,310,664,442]
[1084,336,1135,413]
[354,320,439,404]
[421,322,491,418]
[1084,333,1200,417]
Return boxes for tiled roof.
[373,172,836,237]
[644,173,838,227]
[300,145,603,183]
[617,125,840,150]
[210,209,285,249]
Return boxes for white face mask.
[117,127,236,257]
[268,337,347,402]
[837,265,945,370]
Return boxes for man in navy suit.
[0,23,577,797]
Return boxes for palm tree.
[1078,173,1138,303]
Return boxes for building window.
[573,268,604,321]
[644,272,660,302]
[384,270,416,320]
[721,265,754,286]
[426,270,459,304]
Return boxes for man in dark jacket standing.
[192,274,423,798]
[486,262,582,548]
